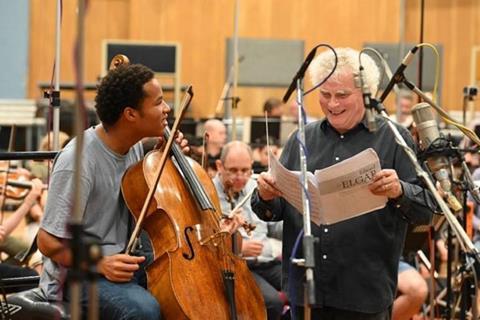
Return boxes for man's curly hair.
[95,64,155,127]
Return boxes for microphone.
[379,46,419,103]
[357,65,377,132]
[411,102,462,211]
[282,46,319,103]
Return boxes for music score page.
[269,148,387,225]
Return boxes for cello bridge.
[199,231,230,246]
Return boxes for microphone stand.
[52,0,62,151]
[380,70,480,257]
[231,0,240,141]
[290,77,317,320]
[42,0,63,151]
[70,1,102,320]
[69,1,86,319]
[283,47,322,320]
[281,44,336,319]
[371,97,480,318]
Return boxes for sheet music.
[269,148,387,225]
[269,152,323,223]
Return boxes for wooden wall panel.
[28,0,414,119]
[128,0,400,118]
[405,0,480,111]
[477,50,480,84]
[28,0,130,101]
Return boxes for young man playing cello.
[37,64,243,319]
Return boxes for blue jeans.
[64,233,160,320]
[95,276,161,320]
[64,232,160,319]
[64,273,161,320]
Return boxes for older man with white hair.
[252,47,437,319]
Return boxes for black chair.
[1,233,70,320]
[4,287,70,320]
[0,275,39,294]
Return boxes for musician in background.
[393,89,415,131]
[201,119,227,177]
[252,47,437,319]
[204,118,227,158]
[0,178,43,277]
[252,136,280,174]
[213,141,284,320]
[263,98,285,118]
[392,259,428,320]
[26,131,70,182]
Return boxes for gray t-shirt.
[39,126,143,301]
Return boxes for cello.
[116,56,266,319]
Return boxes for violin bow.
[125,85,194,254]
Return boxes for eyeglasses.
[224,167,252,176]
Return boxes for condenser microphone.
[411,102,462,211]
[358,65,377,132]
[379,46,419,103]
[282,46,319,103]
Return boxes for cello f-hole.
[182,226,195,260]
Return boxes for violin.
[224,187,256,236]
[0,170,34,200]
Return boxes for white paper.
[269,153,323,224]
[269,148,387,226]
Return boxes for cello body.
[122,149,266,319]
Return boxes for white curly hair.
[308,47,380,96]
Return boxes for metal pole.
[397,0,406,120]
[70,0,86,319]
[231,0,240,140]
[295,78,316,320]
[52,0,62,151]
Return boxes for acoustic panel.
[363,42,443,94]
[250,116,281,144]
[226,38,304,87]
[102,40,178,75]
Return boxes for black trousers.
[249,260,284,320]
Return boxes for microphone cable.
[359,47,398,99]
[409,43,480,146]
[303,45,338,97]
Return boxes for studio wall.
[27,0,479,119]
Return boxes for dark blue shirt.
[251,115,436,313]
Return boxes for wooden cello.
[116,57,266,319]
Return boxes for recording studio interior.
[0,1,480,319]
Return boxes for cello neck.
[165,128,215,211]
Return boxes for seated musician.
[213,141,284,320]
[0,177,43,277]
[392,258,428,320]
[252,136,280,174]
[203,118,227,160]
[37,64,244,320]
